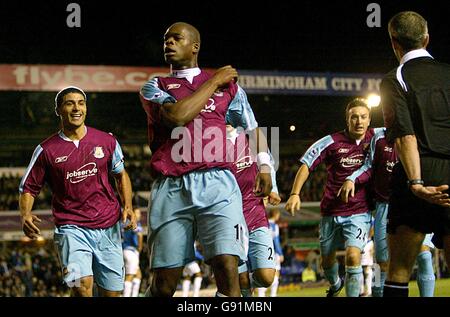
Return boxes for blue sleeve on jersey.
[300,135,334,169]
[226,85,258,131]
[347,128,386,182]
[19,145,44,194]
[111,140,125,174]
[140,78,177,105]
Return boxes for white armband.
[257,152,273,169]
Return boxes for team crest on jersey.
[201,98,216,113]
[166,84,181,90]
[93,147,104,159]
[363,143,370,151]
[386,160,396,172]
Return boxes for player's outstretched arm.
[285,164,310,215]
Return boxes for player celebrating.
[339,127,436,297]
[139,22,272,297]
[286,98,378,297]
[19,86,136,297]
[226,125,280,297]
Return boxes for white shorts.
[123,248,140,275]
[183,261,201,277]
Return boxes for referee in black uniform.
[380,11,450,297]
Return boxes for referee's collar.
[401,49,433,65]
[171,67,201,84]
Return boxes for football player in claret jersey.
[19,86,136,297]
[286,98,378,297]
[226,125,280,297]
[339,127,436,297]
[139,22,272,297]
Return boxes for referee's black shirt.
[381,49,450,158]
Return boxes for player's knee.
[71,280,92,297]
[211,255,238,276]
[152,275,178,297]
[71,277,93,297]
[239,273,250,289]
[254,270,275,287]
[345,249,361,267]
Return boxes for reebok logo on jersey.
[66,162,98,184]
[384,146,393,153]
[338,148,350,153]
[166,84,181,90]
[55,156,68,164]
[340,154,364,168]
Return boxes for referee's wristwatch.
[407,179,424,188]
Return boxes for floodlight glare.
[367,94,381,108]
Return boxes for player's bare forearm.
[19,193,42,239]
[114,170,136,229]
[19,192,35,218]
[114,170,133,209]
[286,164,309,214]
[291,164,310,195]
[162,66,238,127]
[395,135,421,181]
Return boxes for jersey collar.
[171,67,201,84]
[58,126,87,147]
